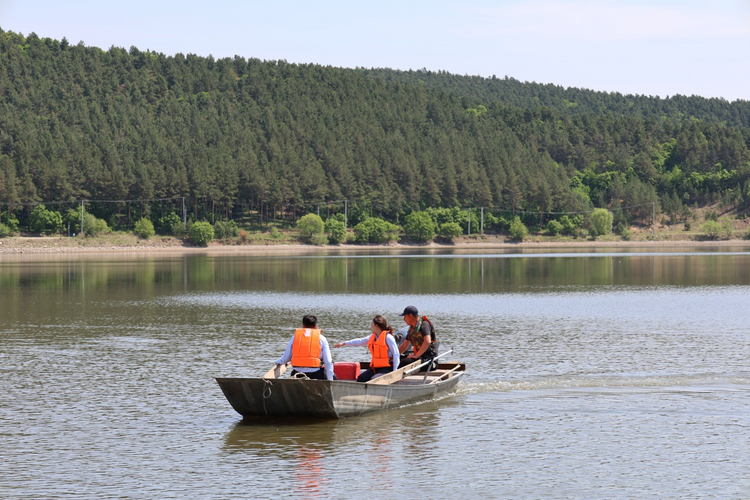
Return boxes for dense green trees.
[0,27,749,235]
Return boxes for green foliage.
[590,208,613,237]
[1,28,750,227]
[29,205,63,234]
[704,210,718,222]
[269,226,282,239]
[82,213,109,236]
[720,219,734,239]
[508,216,528,241]
[190,221,214,245]
[546,220,563,236]
[1,212,19,233]
[353,217,400,243]
[558,215,582,236]
[438,222,463,241]
[324,218,346,244]
[214,220,239,239]
[403,211,436,242]
[700,220,721,240]
[744,227,750,240]
[0,222,10,238]
[309,233,329,246]
[157,213,182,235]
[133,218,155,239]
[296,214,325,241]
[684,221,691,231]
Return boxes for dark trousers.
[357,366,392,382]
[291,368,327,380]
[399,354,435,372]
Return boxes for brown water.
[2,247,750,498]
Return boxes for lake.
[1,246,749,499]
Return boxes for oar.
[367,349,454,385]
[262,362,290,379]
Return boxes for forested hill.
[356,69,750,128]
[1,28,749,227]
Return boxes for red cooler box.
[334,362,361,381]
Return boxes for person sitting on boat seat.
[334,315,400,382]
[276,314,334,381]
[398,305,438,372]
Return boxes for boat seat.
[395,374,444,385]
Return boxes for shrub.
[309,233,329,246]
[190,221,214,245]
[684,221,691,231]
[620,227,632,241]
[239,229,248,243]
[546,220,563,236]
[720,219,734,239]
[508,216,528,241]
[269,226,282,239]
[700,220,721,240]
[353,217,400,243]
[744,227,750,240]
[29,205,63,234]
[704,210,718,222]
[82,213,109,236]
[296,213,325,241]
[0,222,10,238]
[133,218,155,239]
[590,208,613,237]
[403,211,436,242]
[214,220,239,239]
[324,218,346,244]
[438,222,463,241]
[157,213,182,235]
[1,212,19,233]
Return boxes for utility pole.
[344,200,348,231]
[468,208,471,236]
[652,202,656,237]
[80,201,84,235]
[481,207,484,235]
[182,197,186,229]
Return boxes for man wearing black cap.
[398,305,437,371]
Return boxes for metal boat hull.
[216,364,464,419]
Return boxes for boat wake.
[456,372,750,396]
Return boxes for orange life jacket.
[368,331,392,369]
[291,328,322,368]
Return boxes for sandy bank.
[2,233,750,256]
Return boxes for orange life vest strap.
[291,328,322,368]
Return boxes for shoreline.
[2,234,750,256]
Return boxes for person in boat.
[333,315,400,382]
[275,314,335,381]
[398,305,438,372]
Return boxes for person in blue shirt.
[276,314,335,381]
[334,315,400,382]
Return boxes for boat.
[215,356,465,419]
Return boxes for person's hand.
[334,342,344,348]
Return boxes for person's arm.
[398,336,411,354]
[386,334,400,370]
[276,337,294,365]
[334,336,370,348]
[320,336,334,381]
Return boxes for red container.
[334,362,361,381]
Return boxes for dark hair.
[302,315,318,328]
[372,315,393,333]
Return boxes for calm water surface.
[1,247,750,499]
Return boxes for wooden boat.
[216,358,465,419]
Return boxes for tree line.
[1,28,749,233]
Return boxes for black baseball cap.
[399,305,418,316]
